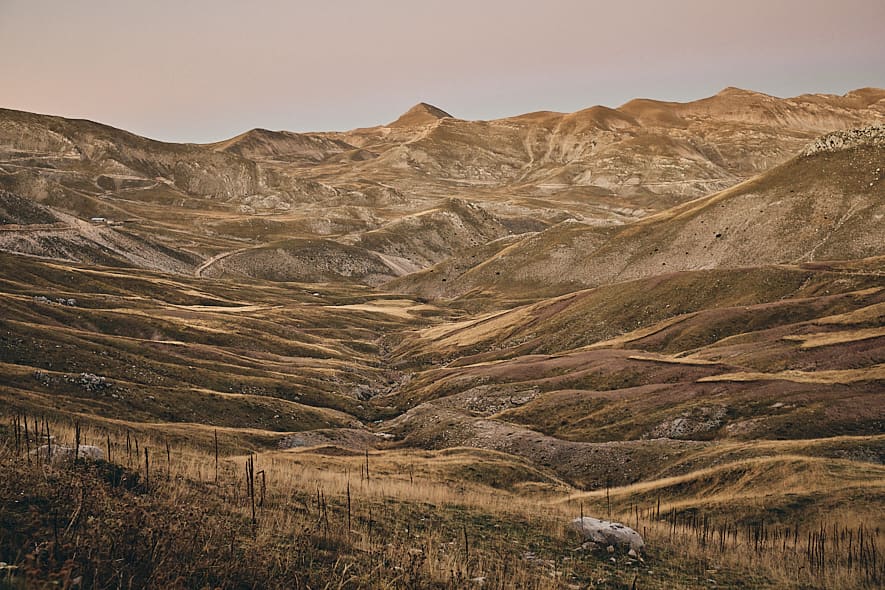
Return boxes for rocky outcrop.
[802,124,885,155]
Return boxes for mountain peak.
[388,102,452,127]
[716,86,754,96]
[713,86,776,100]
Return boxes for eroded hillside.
[1,88,882,285]
[1,90,883,589]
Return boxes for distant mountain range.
[0,87,882,292]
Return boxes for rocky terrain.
[394,124,885,301]
[0,87,882,284]
[0,88,883,589]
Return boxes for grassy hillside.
[393,132,884,300]
[1,417,881,589]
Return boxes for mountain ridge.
[1,86,883,589]
[1,89,883,289]
[390,125,884,301]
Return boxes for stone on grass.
[571,516,645,552]
[33,444,106,465]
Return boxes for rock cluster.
[647,405,726,439]
[802,124,885,156]
[33,370,111,392]
[33,295,77,306]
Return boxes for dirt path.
[194,246,254,277]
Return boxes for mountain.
[208,127,357,164]
[1,89,883,589]
[1,89,881,278]
[391,124,885,302]
[329,86,884,221]
[1,88,881,285]
[388,102,453,127]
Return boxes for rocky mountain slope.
[392,124,885,301]
[1,88,882,284]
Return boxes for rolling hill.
[0,89,883,589]
[391,124,885,301]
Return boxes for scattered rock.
[75,373,110,391]
[802,124,885,156]
[31,295,77,306]
[647,405,726,439]
[353,385,374,401]
[32,371,113,393]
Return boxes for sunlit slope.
[392,126,884,300]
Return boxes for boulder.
[571,517,644,552]
[33,444,106,465]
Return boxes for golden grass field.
[1,416,882,589]
[1,247,882,588]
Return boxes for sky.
[1,0,883,143]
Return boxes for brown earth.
[0,89,883,589]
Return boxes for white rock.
[571,517,645,552]
[802,124,885,156]
[33,444,106,465]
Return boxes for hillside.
[0,90,883,589]
[388,102,453,128]
[1,88,882,283]
[392,124,885,301]
[208,127,358,164]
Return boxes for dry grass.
[0,415,609,589]
[3,413,883,589]
[814,299,885,325]
[697,364,885,384]
[782,326,885,348]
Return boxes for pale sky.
[1,0,883,142]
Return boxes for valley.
[0,88,883,589]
